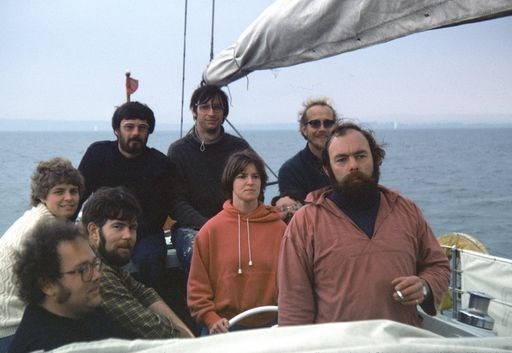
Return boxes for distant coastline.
[1,115,511,132]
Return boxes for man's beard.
[98,229,132,267]
[334,171,379,210]
[118,136,146,156]
[308,133,329,152]
[55,282,72,304]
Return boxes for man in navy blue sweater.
[78,102,176,299]
[275,97,339,221]
[10,220,131,353]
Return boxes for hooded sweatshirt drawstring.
[246,218,253,267]
[237,213,242,274]
[237,213,254,274]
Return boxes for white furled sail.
[203,0,512,86]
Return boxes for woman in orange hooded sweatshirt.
[187,149,286,335]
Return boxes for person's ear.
[300,124,308,137]
[190,107,198,120]
[87,222,100,247]
[40,279,56,297]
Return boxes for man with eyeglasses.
[77,101,176,301]
[9,220,131,353]
[275,97,339,222]
[167,84,250,275]
[81,186,193,338]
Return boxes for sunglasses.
[305,119,335,129]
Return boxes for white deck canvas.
[52,320,512,352]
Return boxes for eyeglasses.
[120,123,150,133]
[196,103,224,113]
[305,119,336,129]
[60,257,103,282]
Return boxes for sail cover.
[203,0,512,86]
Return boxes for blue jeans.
[131,232,167,296]
[0,335,14,353]
[173,227,198,275]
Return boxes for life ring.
[436,232,488,311]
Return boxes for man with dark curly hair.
[81,186,193,338]
[9,220,130,353]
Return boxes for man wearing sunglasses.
[275,98,339,221]
[81,186,193,339]
[10,220,130,353]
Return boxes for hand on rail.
[209,318,229,334]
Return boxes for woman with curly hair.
[0,157,84,352]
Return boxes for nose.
[348,156,359,171]
[63,190,73,200]
[121,228,135,240]
[131,127,143,135]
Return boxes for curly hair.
[322,122,386,182]
[13,219,86,305]
[30,157,84,207]
[221,149,268,202]
[81,186,141,229]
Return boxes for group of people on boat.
[0,83,450,352]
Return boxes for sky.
[1,0,512,127]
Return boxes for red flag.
[126,76,139,95]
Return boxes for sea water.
[0,128,510,258]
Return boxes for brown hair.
[322,122,386,182]
[221,149,267,202]
[30,157,84,207]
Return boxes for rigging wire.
[179,0,189,138]
[224,118,278,185]
[210,0,216,61]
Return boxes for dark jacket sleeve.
[75,143,103,219]
[278,159,308,202]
